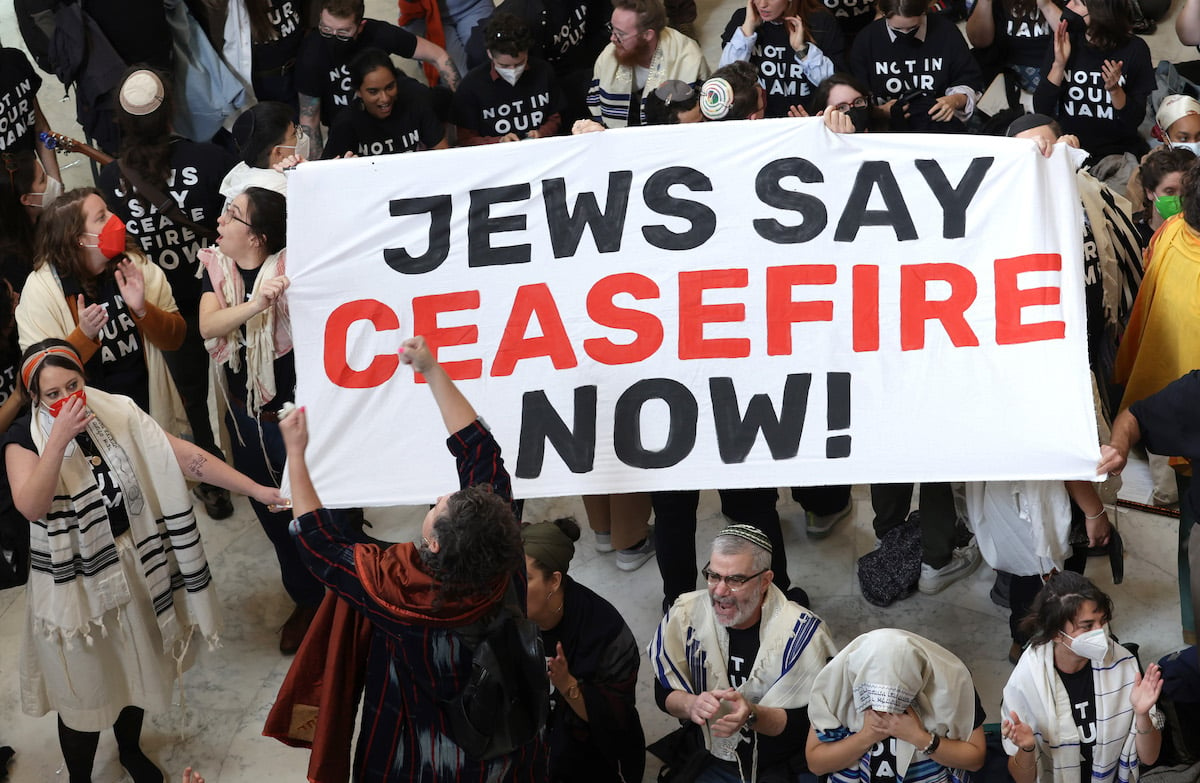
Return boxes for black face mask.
[847,105,871,132]
[1061,7,1088,36]
[889,25,922,46]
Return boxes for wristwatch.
[746,705,758,730]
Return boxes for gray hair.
[711,533,771,573]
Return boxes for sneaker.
[616,531,655,572]
[917,541,981,595]
[806,501,852,539]
[594,531,614,553]
[193,483,234,520]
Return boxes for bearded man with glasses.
[649,524,838,783]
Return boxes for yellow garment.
[1114,214,1200,410]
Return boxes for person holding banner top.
[322,48,448,158]
[268,335,546,781]
[718,0,844,117]
[848,0,983,133]
[199,186,325,655]
[4,338,287,783]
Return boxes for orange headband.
[21,346,84,391]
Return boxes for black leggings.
[58,706,162,783]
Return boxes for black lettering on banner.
[515,386,598,477]
[613,378,698,468]
[826,372,851,458]
[834,161,917,242]
[915,157,994,238]
[468,184,532,266]
[641,167,717,251]
[384,195,452,273]
[543,171,633,257]
[709,373,811,463]
[753,158,828,243]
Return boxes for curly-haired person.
[265,335,545,782]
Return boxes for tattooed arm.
[413,36,460,90]
[298,93,325,159]
[165,433,287,510]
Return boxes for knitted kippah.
[119,70,165,116]
[716,523,772,555]
[700,77,734,121]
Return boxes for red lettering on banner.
[900,263,980,350]
[765,265,835,356]
[411,291,482,381]
[678,269,751,359]
[852,265,880,352]
[323,299,401,388]
[492,283,579,377]
[583,273,665,365]
[994,253,1066,345]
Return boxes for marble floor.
[0,0,1194,780]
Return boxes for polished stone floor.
[0,0,1193,779]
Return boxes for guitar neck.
[39,132,114,166]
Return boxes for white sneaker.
[616,531,656,572]
[918,541,981,595]
[806,501,853,539]
[594,532,614,553]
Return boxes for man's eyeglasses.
[606,21,639,42]
[702,564,768,592]
[832,97,869,113]
[318,22,357,41]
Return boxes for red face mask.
[83,214,127,260]
[46,388,87,418]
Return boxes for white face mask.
[495,64,525,87]
[1170,139,1200,155]
[1061,625,1109,662]
[28,174,64,208]
[275,128,311,161]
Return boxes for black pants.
[790,485,851,516]
[161,316,223,460]
[652,488,791,605]
[1009,502,1089,644]
[870,482,957,568]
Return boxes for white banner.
[286,119,1099,507]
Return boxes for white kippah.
[119,70,165,116]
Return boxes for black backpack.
[14,0,58,73]
[442,598,550,761]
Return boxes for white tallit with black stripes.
[26,388,221,651]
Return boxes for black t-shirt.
[7,414,132,538]
[849,15,984,133]
[253,0,307,73]
[721,9,846,116]
[0,49,43,156]
[97,138,237,312]
[1056,663,1096,780]
[973,0,1052,68]
[464,0,610,74]
[452,59,564,138]
[0,334,19,408]
[1032,34,1154,161]
[200,264,296,413]
[61,273,150,412]
[84,0,172,69]
[861,692,987,781]
[323,77,444,157]
[821,0,876,43]
[1130,370,1200,513]
[294,19,420,125]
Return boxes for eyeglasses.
[318,22,357,41]
[701,564,768,592]
[222,205,255,230]
[832,97,868,113]
[606,21,640,42]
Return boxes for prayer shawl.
[587,27,711,128]
[25,387,221,651]
[809,629,979,783]
[648,584,837,781]
[199,246,291,419]
[1001,640,1165,783]
[964,481,1072,577]
[1077,169,1143,332]
[16,256,187,434]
